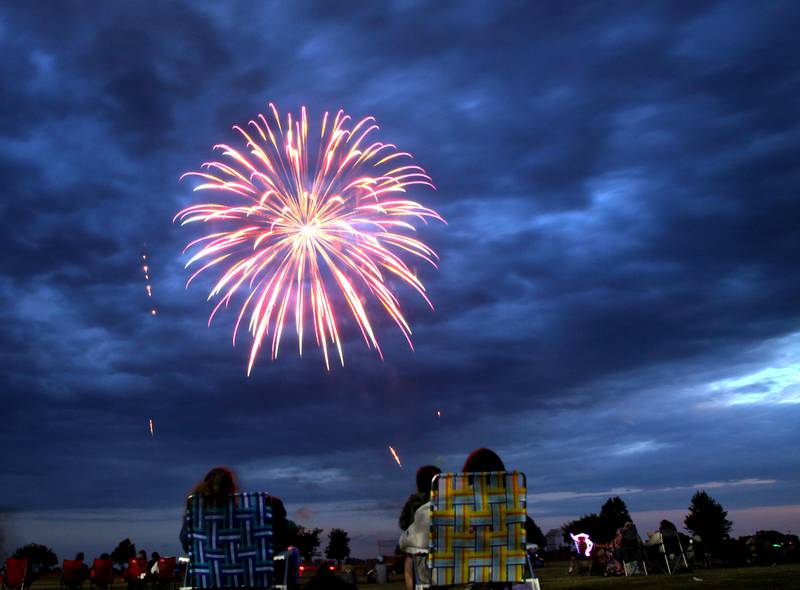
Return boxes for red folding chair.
[61,560,86,590]
[0,559,28,590]
[153,558,175,590]
[123,559,146,590]
[90,559,113,590]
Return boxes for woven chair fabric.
[185,493,274,588]
[428,471,527,585]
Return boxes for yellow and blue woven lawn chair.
[421,471,539,589]
[182,493,275,589]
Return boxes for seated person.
[180,467,289,554]
[180,466,290,588]
[62,553,90,589]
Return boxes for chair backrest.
[126,558,146,579]
[90,560,113,584]
[184,492,275,588]
[157,558,176,581]
[428,471,528,585]
[660,527,683,554]
[62,560,84,583]
[4,559,28,587]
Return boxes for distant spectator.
[339,563,358,587]
[75,553,90,583]
[399,465,442,530]
[398,465,441,590]
[147,552,160,579]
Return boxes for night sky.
[2,1,800,560]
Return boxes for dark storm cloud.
[1,0,799,558]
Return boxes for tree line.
[560,490,732,552]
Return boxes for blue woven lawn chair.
[419,471,539,589]
[182,493,275,589]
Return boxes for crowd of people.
[11,449,795,590]
[175,447,519,590]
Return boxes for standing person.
[398,465,441,590]
[75,553,90,584]
[147,552,160,582]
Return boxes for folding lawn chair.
[419,471,539,590]
[124,558,147,590]
[659,527,689,574]
[619,528,648,576]
[89,559,113,590]
[0,559,28,590]
[181,492,275,589]
[61,560,87,590]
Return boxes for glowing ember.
[175,104,444,372]
[148,417,155,438]
[141,246,157,316]
[388,445,403,469]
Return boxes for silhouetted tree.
[599,496,632,539]
[685,491,732,553]
[111,539,136,568]
[325,528,351,562]
[289,526,323,561]
[12,543,57,573]
[562,496,633,544]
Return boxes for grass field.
[28,563,800,590]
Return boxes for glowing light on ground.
[175,104,444,372]
[570,532,593,557]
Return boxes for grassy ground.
[29,563,800,590]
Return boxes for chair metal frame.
[659,529,689,574]
[620,535,649,576]
[415,471,539,590]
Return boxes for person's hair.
[660,519,677,531]
[416,465,442,497]
[151,552,160,560]
[99,553,110,561]
[192,466,238,507]
[462,448,505,472]
[137,550,146,559]
[75,552,85,561]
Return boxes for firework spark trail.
[175,105,444,372]
[142,249,157,316]
[388,445,403,469]
[148,417,155,438]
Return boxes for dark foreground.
[26,563,800,590]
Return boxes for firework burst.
[175,105,444,372]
